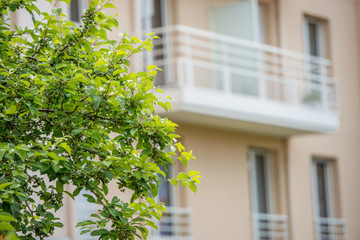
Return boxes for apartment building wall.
[148,0,360,239]
[177,124,288,240]
[281,0,360,239]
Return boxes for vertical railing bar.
[184,32,194,88]
[222,41,231,94]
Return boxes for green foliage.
[0,0,200,239]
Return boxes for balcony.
[151,207,192,240]
[315,217,347,240]
[252,213,289,240]
[139,25,339,136]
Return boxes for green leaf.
[4,232,17,240]
[83,194,95,203]
[150,183,158,198]
[137,226,149,239]
[130,128,137,136]
[76,220,95,227]
[15,151,27,161]
[90,229,108,236]
[93,95,102,109]
[189,170,201,177]
[102,184,108,195]
[71,129,83,136]
[0,222,15,231]
[5,104,17,114]
[47,152,59,160]
[189,182,197,193]
[59,0,71,4]
[0,182,12,191]
[73,188,81,197]
[113,69,127,76]
[103,3,116,8]
[56,180,64,194]
[59,142,71,155]
[0,149,7,161]
[0,212,16,222]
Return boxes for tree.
[0,0,201,239]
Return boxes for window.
[312,158,345,240]
[70,0,84,23]
[303,16,329,106]
[75,190,100,240]
[211,0,279,44]
[140,0,166,31]
[140,0,169,86]
[249,149,289,240]
[153,164,179,237]
[249,149,273,215]
[304,17,325,58]
[312,159,333,218]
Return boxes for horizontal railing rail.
[137,25,337,113]
[252,213,289,240]
[151,207,192,240]
[315,217,347,240]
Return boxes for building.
[9,0,360,239]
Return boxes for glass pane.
[158,165,172,206]
[141,0,163,30]
[210,1,255,41]
[255,154,269,214]
[316,162,330,218]
[308,22,320,57]
[70,0,80,22]
[158,165,173,236]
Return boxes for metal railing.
[252,213,289,240]
[315,217,347,240]
[139,25,337,113]
[151,207,192,240]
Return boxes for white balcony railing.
[315,218,347,240]
[142,25,337,113]
[151,207,192,240]
[252,213,289,240]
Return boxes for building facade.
[9,0,360,239]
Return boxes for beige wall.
[281,0,360,239]
[177,124,288,240]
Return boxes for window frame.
[304,16,325,58]
[311,157,335,219]
[69,0,85,24]
[249,148,274,214]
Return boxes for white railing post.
[184,32,194,88]
[221,42,231,94]
[291,79,298,106]
[164,26,172,86]
[257,45,267,100]
[186,60,194,88]
[177,57,185,86]
[320,63,329,112]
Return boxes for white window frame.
[139,0,169,31]
[304,16,325,58]
[249,148,274,214]
[138,0,172,86]
[312,158,334,219]
[69,0,85,24]
[303,16,328,108]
